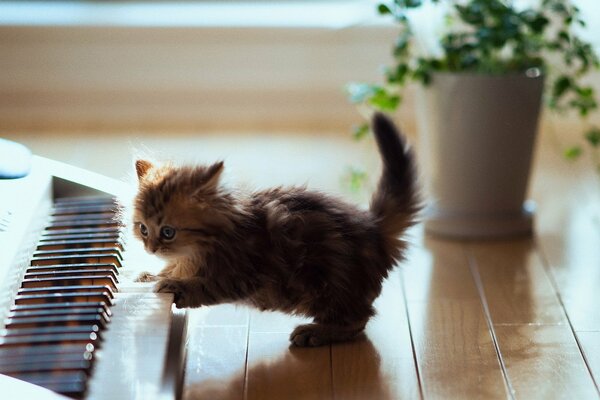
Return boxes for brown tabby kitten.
[132,113,420,347]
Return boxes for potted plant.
[348,0,599,238]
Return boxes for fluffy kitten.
[132,113,420,347]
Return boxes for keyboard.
[0,155,187,399]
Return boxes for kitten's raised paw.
[290,323,326,347]
[155,278,188,308]
[135,271,159,282]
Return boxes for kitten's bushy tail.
[370,113,420,250]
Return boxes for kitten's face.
[132,204,205,259]
[132,159,225,259]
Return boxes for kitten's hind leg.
[290,320,367,347]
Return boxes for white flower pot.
[416,72,544,238]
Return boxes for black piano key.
[52,204,117,216]
[0,343,94,358]
[13,368,88,382]
[13,370,87,383]
[4,315,108,330]
[33,247,123,260]
[24,269,119,282]
[0,359,92,374]
[0,332,99,347]
[54,196,115,206]
[18,285,115,299]
[10,301,111,316]
[27,380,86,398]
[39,232,122,242]
[16,371,86,399]
[0,350,93,368]
[8,307,109,320]
[27,263,119,275]
[23,267,119,283]
[46,219,119,230]
[50,212,116,222]
[14,292,114,306]
[30,254,123,268]
[37,239,124,251]
[0,324,100,338]
[42,227,121,237]
[0,195,124,399]
[21,275,118,290]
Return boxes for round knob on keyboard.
[0,138,31,179]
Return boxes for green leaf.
[352,123,370,141]
[413,67,432,84]
[367,88,401,111]
[585,127,600,147]
[558,30,570,43]
[576,86,593,97]
[393,35,410,57]
[552,76,572,99]
[399,0,423,8]
[564,146,583,160]
[346,167,368,193]
[551,3,567,13]
[530,15,550,33]
[377,3,392,15]
[386,64,409,84]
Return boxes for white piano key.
[86,292,186,400]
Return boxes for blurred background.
[1,0,596,133]
[0,0,599,194]
[0,0,398,133]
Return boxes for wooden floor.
[4,128,600,399]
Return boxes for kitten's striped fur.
[132,113,420,346]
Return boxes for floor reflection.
[184,335,397,400]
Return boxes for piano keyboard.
[0,155,186,400]
[0,196,120,398]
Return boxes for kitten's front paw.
[155,278,189,308]
[290,323,326,347]
[135,271,159,282]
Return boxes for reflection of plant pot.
[416,72,544,238]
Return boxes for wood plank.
[532,144,600,332]
[183,326,247,400]
[467,239,567,325]
[536,222,600,332]
[191,303,250,327]
[248,309,312,334]
[182,305,250,400]
[408,299,507,399]
[495,325,598,399]
[245,332,332,400]
[331,269,420,400]
[577,331,600,391]
[404,237,507,399]
[245,300,332,400]
[403,238,480,302]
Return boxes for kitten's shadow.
[184,335,393,400]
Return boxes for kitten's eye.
[139,223,148,237]
[160,226,176,241]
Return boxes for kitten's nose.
[147,243,158,254]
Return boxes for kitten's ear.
[202,161,224,190]
[135,159,153,181]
